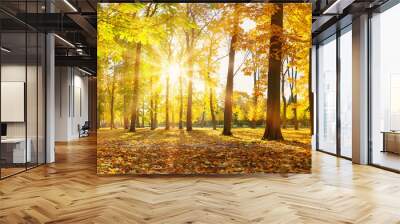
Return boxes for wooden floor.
[373,151,400,171]
[1,136,400,223]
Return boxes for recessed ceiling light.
[1,47,11,53]
[63,0,78,12]
[54,34,75,48]
[322,0,354,15]
[78,67,93,76]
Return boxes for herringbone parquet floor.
[1,136,400,224]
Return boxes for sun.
[168,63,181,83]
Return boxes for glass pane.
[318,36,337,154]
[27,31,38,169]
[38,33,45,165]
[371,4,400,171]
[1,31,27,177]
[340,28,352,158]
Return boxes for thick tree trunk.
[165,74,170,130]
[222,4,239,136]
[129,43,142,132]
[210,88,217,130]
[263,4,284,140]
[179,73,183,129]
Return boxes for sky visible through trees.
[97,3,312,140]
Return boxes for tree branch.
[233,51,251,77]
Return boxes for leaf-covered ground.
[97,128,311,175]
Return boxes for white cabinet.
[1,138,32,163]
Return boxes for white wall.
[1,65,42,138]
[1,65,26,138]
[1,63,46,164]
[55,67,89,141]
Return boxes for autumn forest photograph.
[97,3,312,174]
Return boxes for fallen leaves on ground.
[97,128,311,175]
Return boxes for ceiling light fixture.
[63,0,78,12]
[78,67,93,76]
[322,0,354,15]
[1,47,11,53]
[54,34,75,48]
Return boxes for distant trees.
[98,3,312,138]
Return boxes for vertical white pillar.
[352,14,369,164]
[46,32,55,163]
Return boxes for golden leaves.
[97,128,311,175]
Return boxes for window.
[339,27,352,158]
[370,3,400,171]
[317,35,337,154]
[0,1,46,179]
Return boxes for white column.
[352,14,369,164]
[46,32,55,163]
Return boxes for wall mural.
[97,3,312,174]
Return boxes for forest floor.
[97,128,311,175]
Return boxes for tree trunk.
[200,110,205,128]
[165,74,170,130]
[150,77,155,130]
[154,96,158,128]
[293,95,298,130]
[186,62,193,131]
[179,73,183,129]
[222,4,239,136]
[123,94,129,129]
[207,38,217,130]
[293,70,299,130]
[141,98,145,128]
[282,72,287,129]
[129,43,142,132]
[263,4,284,140]
[282,98,287,129]
[186,30,194,131]
[110,70,116,129]
[136,108,140,128]
[251,70,258,129]
[210,88,217,130]
[171,95,175,129]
